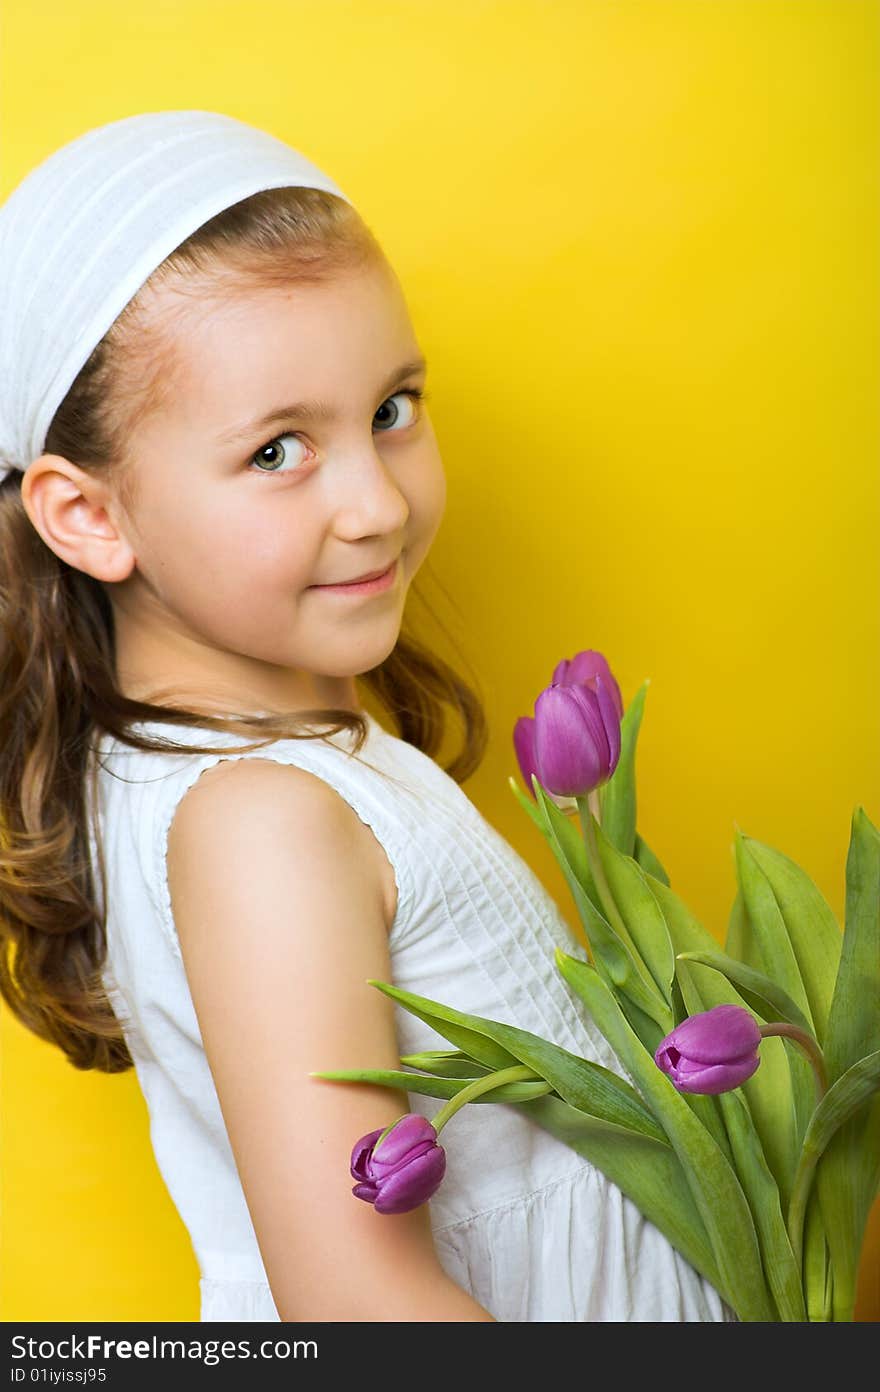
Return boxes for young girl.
[0,110,735,1323]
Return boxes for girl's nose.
[328,443,411,538]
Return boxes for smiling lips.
[341,560,398,585]
[311,558,399,594]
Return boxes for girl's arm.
[165,755,495,1322]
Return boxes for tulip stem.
[758,1023,828,1100]
[577,800,640,958]
[786,1136,822,1282]
[431,1065,539,1135]
[761,1025,828,1290]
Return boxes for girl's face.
[108,258,446,715]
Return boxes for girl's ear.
[20,453,137,582]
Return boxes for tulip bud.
[530,677,621,799]
[513,714,577,810]
[553,649,625,723]
[654,1004,763,1095]
[514,651,623,802]
[350,1113,446,1214]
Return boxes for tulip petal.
[663,1005,762,1064]
[374,1145,447,1214]
[592,673,622,778]
[350,1127,386,1179]
[533,685,607,797]
[371,1113,438,1167]
[370,1137,437,1179]
[667,1053,761,1095]
[352,1181,381,1204]
[567,684,613,772]
[553,650,624,722]
[513,716,539,797]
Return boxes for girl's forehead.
[141,265,418,425]
[152,259,404,355]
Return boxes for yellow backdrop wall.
[2,0,877,1322]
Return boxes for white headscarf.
[0,109,353,482]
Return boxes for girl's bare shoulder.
[166,752,398,933]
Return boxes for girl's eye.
[247,388,429,475]
[248,432,309,476]
[373,387,428,432]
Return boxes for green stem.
[431,1065,538,1135]
[787,1140,821,1281]
[832,1286,855,1323]
[763,1024,828,1283]
[782,1032,832,1284]
[759,1023,828,1100]
[577,798,640,957]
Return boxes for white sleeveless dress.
[90,710,736,1323]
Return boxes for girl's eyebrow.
[215,356,428,445]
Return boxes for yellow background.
[1,0,877,1322]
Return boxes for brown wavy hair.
[0,185,488,1076]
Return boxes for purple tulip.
[553,649,624,723]
[654,1004,763,1095]
[515,651,623,802]
[350,1113,446,1214]
[513,714,547,800]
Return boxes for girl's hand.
[165,755,494,1322]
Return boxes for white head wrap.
[0,109,354,483]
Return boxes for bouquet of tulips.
[315,651,880,1322]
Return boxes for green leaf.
[597,678,649,858]
[590,810,676,1006]
[377,989,523,1074]
[799,1050,880,1173]
[725,886,752,965]
[310,1067,554,1103]
[675,949,814,1038]
[734,830,815,1030]
[555,950,776,1321]
[530,776,673,1036]
[671,973,689,1028]
[633,831,671,887]
[803,1185,831,1322]
[399,1050,492,1078]
[640,870,721,957]
[617,994,667,1060]
[516,1092,728,1306]
[630,876,739,1168]
[824,807,880,1083]
[716,1088,806,1321]
[508,773,550,838]
[641,874,800,1208]
[672,959,735,1168]
[815,1098,880,1322]
[368,979,669,1143]
[743,838,842,1046]
[787,1050,880,1285]
[530,773,597,897]
[734,831,817,1149]
[814,807,880,1321]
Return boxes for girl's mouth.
[309,558,398,596]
